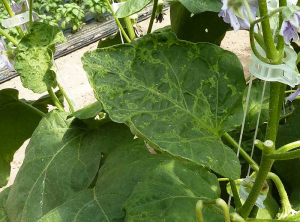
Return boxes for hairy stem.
[57,83,75,113]
[267,172,293,219]
[276,0,287,53]
[123,17,136,40]
[230,179,242,209]
[276,141,300,153]
[48,88,64,111]
[29,0,33,27]
[1,0,24,37]
[147,0,158,34]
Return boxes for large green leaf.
[124,160,223,221]
[166,0,222,14]
[115,0,152,18]
[15,22,66,94]
[39,140,222,222]
[170,2,229,45]
[0,188,10,222]
[82,32,245,179]
[0,89,43,188]
[274,108,300,211]
[6,111,134,222]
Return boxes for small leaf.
[97,32,123,49]
[6,111,134,222]
[115,0,152,18]
[69,101,103,120]
[0,89,43,187]
[82,32,245,179]
[15,22,66,94]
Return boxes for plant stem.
[257,0,279,62]
[223,133,259,171]
[1,0,24,38]
[20,100,46,117]
[267,172,293,219]
[267,149,300,160]
[105,0,131,43]
[276,0,287,54]
[29,0,33,27]
[57,83,75,113]
[48,88,64,111]
[0,27,18,46]
[276,141,300,153]
[147,0,158,34]
[123,17,136,40]
[230,179,242,209]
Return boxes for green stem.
[20,100,46,117]
[276,141,300,153]
[257,0,279,62]
[223,133,259,171]
[0,27,18,46]
[196,199,231,222]
[216,198,231,222]
[267,149,300,160]
[239,155,274,218]
[147,0,158,34]
[48,88,64,111]
[123,17,136,40]
[276,0,287,54]
[57,83,75,113]
[29,0,33,27]
[239,81,283,218]
[285,90,296,93]
[196,200,204,222]
[267,172,293,219]
[1,0,24,38]
[105,0,131,43]
[230,180,242,209]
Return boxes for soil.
[0,9,251,192]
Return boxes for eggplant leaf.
[115,0,152,18]
[166,0,222,14]
[82,32,245,179]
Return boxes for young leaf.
[39,140,222,222]
[274,108,300,211]
[6,111,134,222]
[14,22,66,94]
[0,89,43,188]
[82,32,245,179]
[97,32,123,49]
[115,0,152,18]
[166,0,222,14]
[69,101,103,120]
[171,2,230,45]
[0,187,10,222]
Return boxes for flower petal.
[286,87,300,102]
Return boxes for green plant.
[56,3,85,32]
[82,0,108,21]
[1,0,300,221]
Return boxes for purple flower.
[286,86,300,102]
[280,11,300,44]
[219,0,258,32]
[0,38,15,72]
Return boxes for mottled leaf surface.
[115,0,152,18]
[171,2,229,45]
[0,188,10,222]
[0,89,42,187]
[124,160,223,222]
[166,0,222,14]
[6,111,134,222]
[70,101,102,120]
[40,140,221,222]
[83,32,245,179]
[15,22,66,93]
[274,108,300,210]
